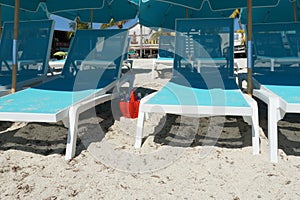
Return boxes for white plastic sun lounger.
[252,69,300,163]
[0,29,131,160]
[135,18,260,156]
[0,20,55,95]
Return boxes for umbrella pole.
[293,0,298,22]
[247,0,253,96]
[90,9,93,29]
[0,5,2,37]
[185,7,188,18]
[140,24,143,58]
[11,0,20,93]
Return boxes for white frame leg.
[135,111,145,148]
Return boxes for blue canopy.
[240,0,300,24]
[55,0,138,23]
[138,0,234,30]
[156,0,280,10]
[0,5,48,22]
[0,0,104,13]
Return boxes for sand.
[0,59,299,199]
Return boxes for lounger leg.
[251,105,260,155]
[268,100,278,163]
[242,94,260,155]
[65,106,79,160]
[135,111,145,148]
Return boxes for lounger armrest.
[253,88,285,121]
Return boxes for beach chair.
[0,19,54,95]
[0,29,131,160]
[135,18,260,156]
[253,22,300,71]
[152,35,175,79]
[239,22,300,163]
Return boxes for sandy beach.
[0,59,299,199]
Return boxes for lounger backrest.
[158,35,175,58]
[62,29,129,80]
[286,33,300,57]
[252,22,300,59]
[174,18,234,76]
[0,20,54,75]
[253,32,287,57]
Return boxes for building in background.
[51,30,72,59]
[128,23,158,58]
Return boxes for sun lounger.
[239,22,300,162]
[0,19,55,95]
[135,18,260,156]
[0,29,131,160]
[152,35,175,79]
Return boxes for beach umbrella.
[137,0,234,30]
[0,0,105,93]
[240,0,300,24]
[144,0,281,95]
[54,0,138,25]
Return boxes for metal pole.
[247,0,253,96]
[293,0,297,22]
[140,24,143,58]
[11,0,20,93]
[90,9,94,29]
[0,5,2,37]
[185,7,188,18]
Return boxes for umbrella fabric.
[55,0,138,23]
[155,0,204,10]
[0,0,104,12]
[156,0,280,10]
[138,0,234,30]
[1,5,48,22]
[240,0,300,24]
